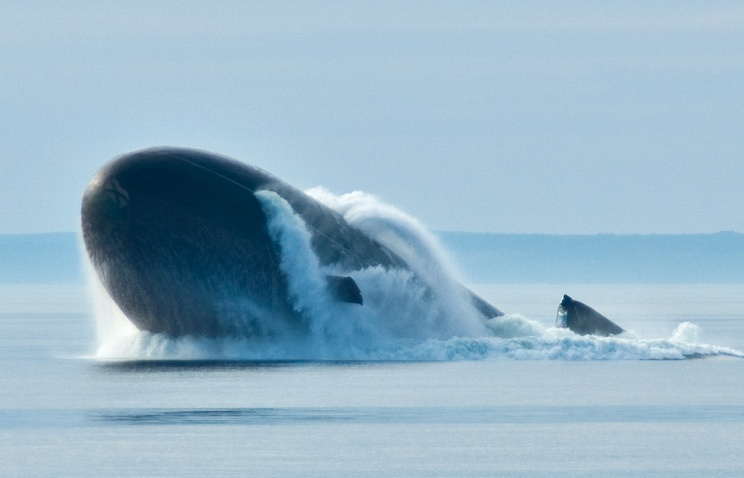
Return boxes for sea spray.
[307,187,488,338]
[80,240,140,357]
[485,313,544,338]
[670,321,701,343]
[256,190,364,358]
[394,332,744,361]
[254,189,488,356]
[306,187,464,284]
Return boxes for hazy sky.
[2,1,743,234]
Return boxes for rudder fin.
[325,275,363,305]
[557,294,624,336]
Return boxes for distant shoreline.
[438,231,744,284]
[2,231,743,284]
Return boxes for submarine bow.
[82,147,503,339]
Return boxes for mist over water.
[88,190,744,362]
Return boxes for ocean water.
[1,283,743,477]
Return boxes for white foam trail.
[385,331,744,361]
[86,188,744,362]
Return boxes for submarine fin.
[325,275,363,305]
[556,294,624,336]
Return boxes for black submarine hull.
[81,147,502,338]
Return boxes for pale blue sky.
[1,1,743,234]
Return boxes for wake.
[88,189,744,361]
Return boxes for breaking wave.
[89,189,744,362]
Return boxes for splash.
[306,187,463,284]
[394,327,744,361]
[670,321,701,343]
[252,189,488,357]
[87,189,744,361]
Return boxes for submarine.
[82,147,625,340]
[81,147,503,338]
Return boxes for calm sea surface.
[1,283,743,477]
